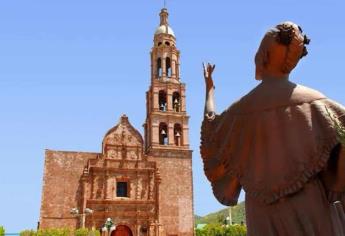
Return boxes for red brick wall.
[40,150,98,229]
[149,150,194,236]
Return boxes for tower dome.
[154,8,175,37]
[155,25,175,37]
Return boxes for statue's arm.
[326,145,345,191]
[201,62,218,166]
[321,144,345,203]
[335,145,345,187]
[201,62,218,165]
[201,63,242,206]
[203,63,216,120]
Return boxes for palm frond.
[325,106,345,145]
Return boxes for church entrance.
[111,225,133,236]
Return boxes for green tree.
[204,223,225,236]
[216,215,223,224]
[195,224,247,236]
[224,224,247,236]
[195,228,206,236]
[0,226,5,236]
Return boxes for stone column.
[153,91,159,111]
[92,176,97,199]
[155,171,162,223]
[148,172,154,200]
[171,60,176,78]
[166,89,172,111]
[151,53,155,79]
[162,58,166,77]
[181,94,186,112]
[152,124,159,145]
[82,180,88,209]
[149,223,156,236]
[176,62,180,79]
[105,175,112,199]
[183,125,189,146]
[168,122,174,145]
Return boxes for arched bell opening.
[159,123,168,145]
[172,92,181,112]
[166,57,172,77]
[174,123,182,146]
[158,90,167,111]
[157,57,162,78]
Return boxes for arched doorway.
[111,225,133,236]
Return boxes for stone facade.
[40,150,97,229]
[40,8,194,236]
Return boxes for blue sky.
[1,0,345,233]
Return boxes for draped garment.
[200,78,345,235]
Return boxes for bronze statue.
[201,22,345,235]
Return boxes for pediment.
[102,115,143,151]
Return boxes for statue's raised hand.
[203,62,216,91]
[203,62,216,118]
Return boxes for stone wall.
[149,150,194,236]
[40,150,98,229]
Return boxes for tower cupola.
[155,8,175,37]
[151,8,180,83]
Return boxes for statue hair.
[255,22,310,80]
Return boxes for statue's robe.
[201,78,345,236]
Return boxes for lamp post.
[70,207,93,228]
[228,206,232,226]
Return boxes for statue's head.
[255,21,310,80]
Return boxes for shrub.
[87,230,100,236]
[75,228,100,236]
[0,226,5,236]
[195,228,206,236]
[20,230,36,236]
[75,228,88,236]
[20,228,100,236]
[224,224,247,236]
[195,224,247,236]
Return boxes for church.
[39,8,194,236]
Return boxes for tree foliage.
[0,226,5,236]
[195,223,246,236]
[195,202,246,225]
[20,228,100,236]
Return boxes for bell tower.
[145,8,189,151]
[144,8,194,236]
